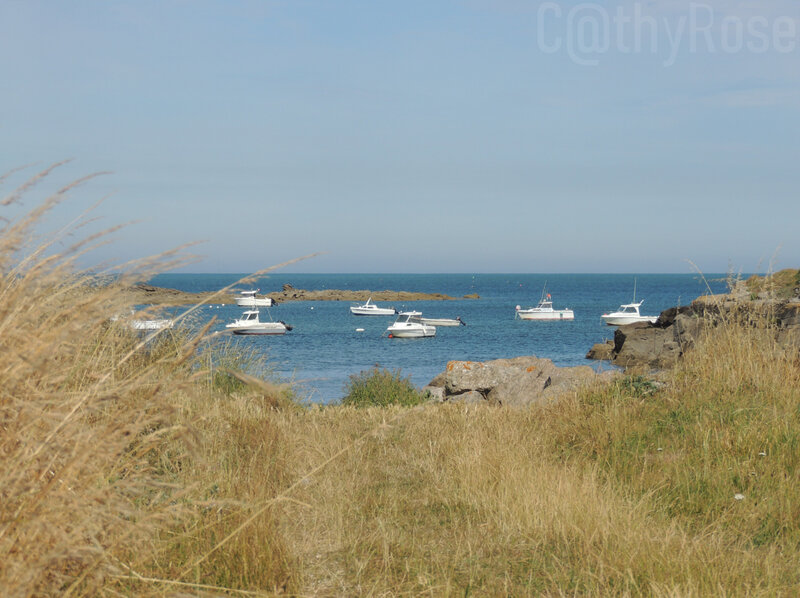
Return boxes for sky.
[1,0,798,274]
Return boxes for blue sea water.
[149,273,729,403]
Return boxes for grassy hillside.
[746,269,800,299]
[3,169,799,596]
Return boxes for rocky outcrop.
[586,340,614,361]
[126,283,477,305]
[425,356,617,407]
[588,291,800,369]
[267,283,470,302]
[126,283,239,306]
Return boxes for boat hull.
[350,307,397,316]
[601,315,657,326]
[227,323,287,335]
[386,325,436,338]
[516,310,574,321]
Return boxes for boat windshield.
[396,314,411,323]
[622,306,638,314]
[244,312,258,321]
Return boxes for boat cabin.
[617,304,641,314]
[394,313,422,324]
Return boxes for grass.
[341,366,428,407]
[746,269,800,299]
[3,164,800,595]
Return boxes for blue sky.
[1,0,798,273]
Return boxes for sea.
[148,273,731,404]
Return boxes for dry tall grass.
[0,166,299,596]
[262,295,800,594]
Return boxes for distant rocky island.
[127,282,478,306]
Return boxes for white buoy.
[356,328,365,332]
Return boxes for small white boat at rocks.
[601,301,657,326]
[350,297,397,316]
[226,309,291,335]
[386,312,436,338]
[516,285,574,320]
[601,280,657,326]
[420,316,466,327]
[236,290,274,307]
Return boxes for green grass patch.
[341,366,427,407]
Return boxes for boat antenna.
[633,277,637,303]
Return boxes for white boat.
[601,281,657,326]
[225,308,291,335]
[236,290,274,307]
[131,318,174,331]
[601,301,657,326]
[516,285,574,320]
[386,312,436,338]
[419,316,466,327]
[350,297,397,316]
[112,311,174,331]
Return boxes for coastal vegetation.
[341,366,427,407]
[3,169,799,595]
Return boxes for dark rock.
[613,323,681,368]
[654,305,693,328]
[612,321,651,355]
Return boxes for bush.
[341,367,426,407]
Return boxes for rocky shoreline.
[127,282,476,306]
[586,271,800,369]
[432,270,800,407]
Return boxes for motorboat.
[131,318,174,331]
[515,286,574,320]
[601,280,657,325]
[236,290,274,307]
[112,310,174,331]
[350,297,397,316]
[386,312,436,338]
[601,301,657,326]
[419,316,466,327]
[225,308,291,335]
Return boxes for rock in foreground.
[425,356,617,407]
